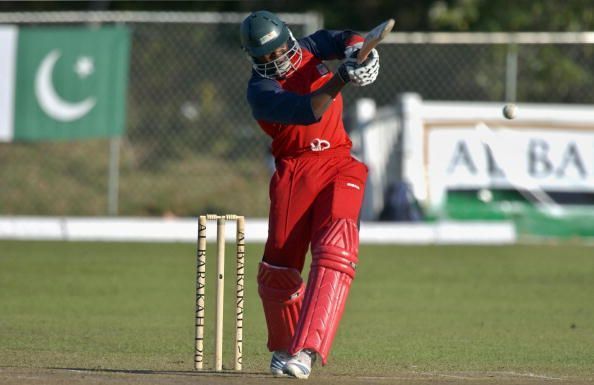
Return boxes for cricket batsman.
[240,10,379,379]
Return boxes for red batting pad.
[290,219,359,364]
[258,261,305,351]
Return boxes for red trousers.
[263,150,368,272]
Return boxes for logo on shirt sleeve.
[316,63,329,76]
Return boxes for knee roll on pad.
[258,261,305,351]
[290,219,360,364]
[312,218,359,274]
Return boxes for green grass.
[1,241,593,378]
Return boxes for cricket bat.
[357,18,395,64]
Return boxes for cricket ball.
[503,103,517,120]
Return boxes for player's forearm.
[310,74,348,120]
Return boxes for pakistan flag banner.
[0,25,130,141]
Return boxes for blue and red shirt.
[246,30,364,159]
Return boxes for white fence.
[0,216,516,245]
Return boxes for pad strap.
[258,261,305,351]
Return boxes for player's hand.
[337,48,379,87]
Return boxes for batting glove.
[337,48,380,87]
[344,42,363,59]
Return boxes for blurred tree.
[3,1,593,32]
[427,0,594,103]
[428,0,594,31]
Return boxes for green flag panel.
[14,26,130,141]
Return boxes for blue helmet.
[240,11,302,79]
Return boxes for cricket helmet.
[240,10,302,79]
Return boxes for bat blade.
[357,18,395,64]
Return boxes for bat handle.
[356,49,371,65]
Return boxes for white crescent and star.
[35,50,96,122]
